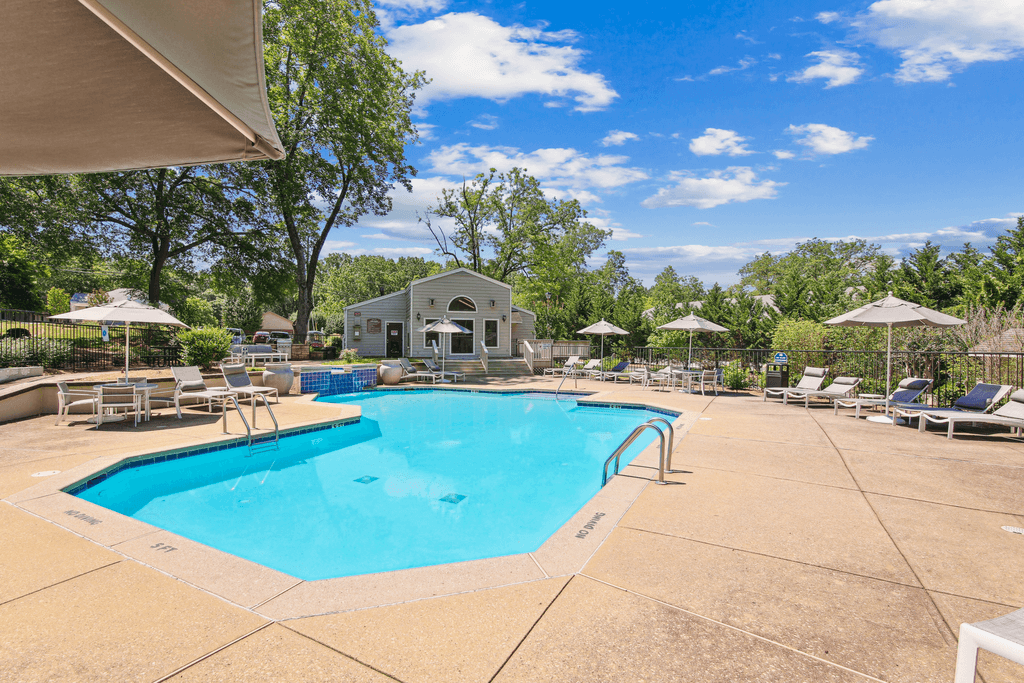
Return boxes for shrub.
[45,287,70,315]
[722,362,749,390]
[0,338,74,368]
[177,327,232,369]
[86,289,112,307]
[339,348,360,363]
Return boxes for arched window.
[448,296,476,312]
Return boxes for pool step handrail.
[253,392,280,445]
[219,394,279,456]
[554,363,579,400]
[602,420,668,487]
[645,417,675,472]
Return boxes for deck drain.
[439,493,466,504]
[354,476,379,484]
[31,470,61,477]
[1002,526,1024,535]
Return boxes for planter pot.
[263,363,294,394]
[378,363,403,386]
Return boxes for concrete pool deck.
[1,376,1022,681]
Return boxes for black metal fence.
[627,346,1024,408]
[1,308,183,371]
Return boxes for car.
[225,327,244,344]
[306,330,325,348]
[269,331,292,343]
[252,330,271,344]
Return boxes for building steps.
[414,357,533,378]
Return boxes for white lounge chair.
[398,358,442,383]
[833,377,932,418]
[569,359,601,378]
[780,376,863,407]
[894,382,1013,431]
[55,381,97,425]
[764,366,828,402]
[424,358,464,382]
[167,366,232,419]
[933,388,1024,439]
[599,361,632,381]
[544,356,580,376]
[954,607,1024,683]
[221,364,279,404]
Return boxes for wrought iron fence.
[1,308,184,371]
[627,346,1024,408]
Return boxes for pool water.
[76,390,669,580]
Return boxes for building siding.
[346,292,408,357]
[409,271,512,357]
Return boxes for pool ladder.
[220,394,280,457]
[602,417,675,487]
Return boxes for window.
[450,319,474,354]
[448,296,476,312]
[423,318,439,349]
[484,319,499,348]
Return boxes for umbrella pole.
[600,335,604,363]
[124,323,130,383]
[885,322,892,413]
[688,331,693,368]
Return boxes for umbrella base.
[87,414,126,424]
[866,415,904,425]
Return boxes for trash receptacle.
[765,363,789,388]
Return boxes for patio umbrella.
[49,300,189,383]
[825,292,965,423]
[657,314,729,367]
[417,316,470,374]
[2,0,284,175]
[577,319,628,362]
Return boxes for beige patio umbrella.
[577,319,628,361]
[2,0,284,176]
[417,316,470,374]
[825,292,965,422]
[49,300,189,383]
[658,314,729,367]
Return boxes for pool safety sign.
[101,325,109,342]
[773,352,788,363]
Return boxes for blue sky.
[332,0,1024,286]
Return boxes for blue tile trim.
[64,417,361,497]
[301,368,378,397]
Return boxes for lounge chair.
[780,376,863,408]
[954,606,1024,683]
[397,358,442,383]
[928,388,1024,439]
[544,356,580,376]
[764,366,828,402]
[166,366,233,419]
[599,361,632,381]
[55,381,97,425]
[221,364,279,404]
[569,359,601,378]
[424,358,464,383]
[893,382,1014,431]
[833,377,932,418]
[93,385,140,429]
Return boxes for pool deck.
[1,375,1022,682]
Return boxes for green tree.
[45,287,70,315]
[983,216,1024,309]
[313,253,441,317]
[893,241,952,309]
[174,296,219,328]
[0,235,44,310]
[229,0,426,337]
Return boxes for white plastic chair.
[55,382,97,425]
[954,607,1024,683]
[93,385,140,429]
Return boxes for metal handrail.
[220,395,251,441]
[253,392,280,444]
[602,421,667,487]
[645,417,675,472]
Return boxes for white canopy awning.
[2,0,284,175]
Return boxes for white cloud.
[610,227,643,240]
[735,31,761,44]
[468,114,499,130]
[372,246,435,257]
[601,130,640,147]
[786,123,873,155]
[708,57,757,75]
[415,123,437,140]
[689,128,755,157]
[377,0,448,11]
[323,240,358,252]
[641,167,784,210]
[827,0,1024,83]
[426,143,649,191]
[386,12,618,112]
[788,50,864,87]
[693,221,715,227]
[773,149,796,159]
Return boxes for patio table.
[91,382,158,423]
[670,369,701,393]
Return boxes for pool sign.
[773,352,789,363]
[101,325,109,342]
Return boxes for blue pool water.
[76,390,670,580]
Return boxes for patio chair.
[934,388,1024,440]
[93,385,140,429]
[424,358,464,383]
[544,356,580,376]
[697,369,720,396]
[833,377,932,418]
[954,606,1024,683]
[780,376,863,408]
[599,361,632,381]
[398,358,442,383]
[644,367,674,391]
[893,382,1014,431]
[167,366,232,419]
[55,381,98,425]
[764,366,828,402]
[221,363,279,405]
[570,359,601,378]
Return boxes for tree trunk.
[148,238,169,305]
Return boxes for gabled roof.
[410,267,512,291]
[511,305,536,318]
[343,288,408,311]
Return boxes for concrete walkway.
[1,380,1022,682]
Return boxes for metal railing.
[523,340,535,374]
[603,420,669,487]
[479,341,488,374]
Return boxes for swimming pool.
[75,390,672,580]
